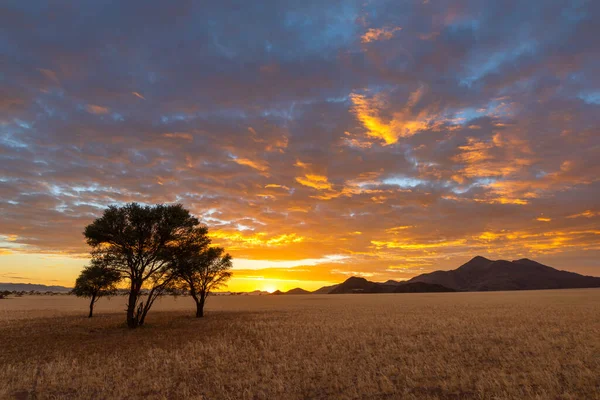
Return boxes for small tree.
[72,263,121,317]
[171,235,232,317]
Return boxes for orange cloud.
[296,174,333,190]
[232,157,269,172]
[361,27,402,43]
[473,229,600,254]
[385,226,414,234]
[452,136,532,180]
[3,234,19,242]
[265,184,290,190]
[86,104,110,115]
[210,231,305,248]
[350,86,432,144]
[163,132,193,141]
[568,210,598,219]
[371,238,467,250]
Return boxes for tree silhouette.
[170,229,232,317]
[84,203,200,328]
[72,262,121,317]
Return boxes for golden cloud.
[361,27,402,43]
[233,157,270,172]
[296,174,333,190]
[210,231,305,248]
[350,87,433,144]
[568,210,599,219]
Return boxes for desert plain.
[1,289,599,399]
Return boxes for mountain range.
[310,256,600,294]
[0,283,72,293]
[407,256,600,291]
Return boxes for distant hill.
[312,283,339,294]
[285,288,311,295]
[269,288,311,295]
[394,282,456,293]
[0,283,72,293]
[247,290,272,296]
[329,277,394,294]
[408,256,600,291]
[322,276,454,294]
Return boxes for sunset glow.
[1,1,599,292]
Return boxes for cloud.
[85,104,110,115]
[568,210,599,219]
[350,86,438,144]
[0,0,599,286]
[361,27,402,43]
[295,174,333,190]
[231,157,270,172]
[163,132,193,141]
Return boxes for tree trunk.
[127,282,141,328]
[139,295,154,326]
[88,294,96,318]
[196,294,206,318]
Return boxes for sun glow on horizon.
[262,285,277,293]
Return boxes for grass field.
[1,290,599,399]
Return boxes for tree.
[72,262,121,317]
[170,230,232,317]
[84,203,200,328]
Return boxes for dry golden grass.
[1,289,599,399]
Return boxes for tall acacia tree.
[84,203,200,328]
[72,262,121,317]
[170,229,232,317]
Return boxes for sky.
[1,0,599,292]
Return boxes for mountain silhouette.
[323,276,454,294]
[312,283,339,294]
[285,288,311,295]
[408,256,600,291]
[0,283,71,292]
[393,282,456,293]
[328,277,394,294]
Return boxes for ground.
[1,290,599,399]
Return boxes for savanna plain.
[1,289,599,400]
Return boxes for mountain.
[329,277,396,294]
[394,282,456,293]
[285,288,311,295]
[326,276,455,294]
[408,256,600,291]
[312,283,339,294]
[246,290,272,295]
[0,283,72,293]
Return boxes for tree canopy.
[72,262,121,317]
[169,228,232,317]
